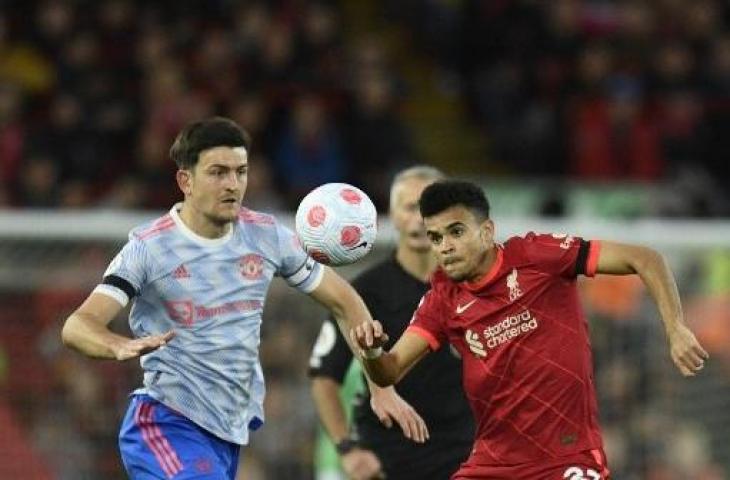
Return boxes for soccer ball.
[295,183,377,266]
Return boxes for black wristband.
[335,438,359,455]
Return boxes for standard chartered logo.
[464,329,486,358]
[563,466,600,479]
[465,310,540,359]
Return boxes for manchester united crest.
[240,254,264,280]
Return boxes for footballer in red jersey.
[350,180,708,480]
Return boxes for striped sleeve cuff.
[575,239,601,277]
[285,257,324,293]
[586,240,601,277]
[93,284,129,307]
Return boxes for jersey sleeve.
[405,288,448,351]
[520,232,600,279]
[275,221,324,293]
[307,319,354,382]
[93,235,151,306]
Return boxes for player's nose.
[223,171,242,190]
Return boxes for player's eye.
[451,226,464,237]
[427,233,441,245]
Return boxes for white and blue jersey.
[96,204,323,445]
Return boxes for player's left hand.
[369,385,429,443]
[668,323,709,377]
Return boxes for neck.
[396,243,437,282]
[178,202,231,239]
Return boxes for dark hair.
[419,180,490,221]
[169,117,252,169]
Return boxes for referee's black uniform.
[309,254,474,480]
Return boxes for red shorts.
[452,448,610,480]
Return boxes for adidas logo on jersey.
[173,264,191,279]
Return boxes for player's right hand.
[668,323,709,377]
[350,320,389,356]
[340,448,384,480]
[113,330,175,361]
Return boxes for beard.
[205,209,236,225]
[442,262,469,282]
[446,270,469,282]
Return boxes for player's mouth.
[220,198,240,205]
[443,257,462,266]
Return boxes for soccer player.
[350,180,709,480]
[309,167,474,480]
[61,117,376,480]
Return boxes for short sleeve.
[307,319,354,382]
[405,288,448,351]
[94,236,150,306]
[521,232,600,278]
[276,221,324,293]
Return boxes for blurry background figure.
[273,93,345,207]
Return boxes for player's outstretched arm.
[62,292,174,360]
[595,241,709,376]
[350,322,430,387]
[309,267,374,349]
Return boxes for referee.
[309,166,474,480]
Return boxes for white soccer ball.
[295,183,377,266]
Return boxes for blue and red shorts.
[119,394,241,479]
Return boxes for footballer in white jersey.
[62,117,376,480]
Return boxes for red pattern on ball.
[310,249,331,264]
[340,188,361,204]
[340,226,361,247]
[307,205,326,227]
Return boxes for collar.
[170,203,234,247]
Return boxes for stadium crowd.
[1,1,729,214]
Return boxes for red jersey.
[408,232,606,474]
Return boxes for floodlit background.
[1,1,729,479]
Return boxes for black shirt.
[309,254,474,479]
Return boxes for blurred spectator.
[0,83,25,201]
[273,94,345,206]
[14,154,59,207]
[342,71,414,209]
[0,13,54,94]
[567,78,663,180]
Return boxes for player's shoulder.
[237,207,277,227]
[503,231,541,247]
[130,212,175,242]
[503,231,567,253]
[506,231,583,251]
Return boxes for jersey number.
[563,466,601,480]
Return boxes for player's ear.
[176,169,192,196]
[479,219,494,245]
